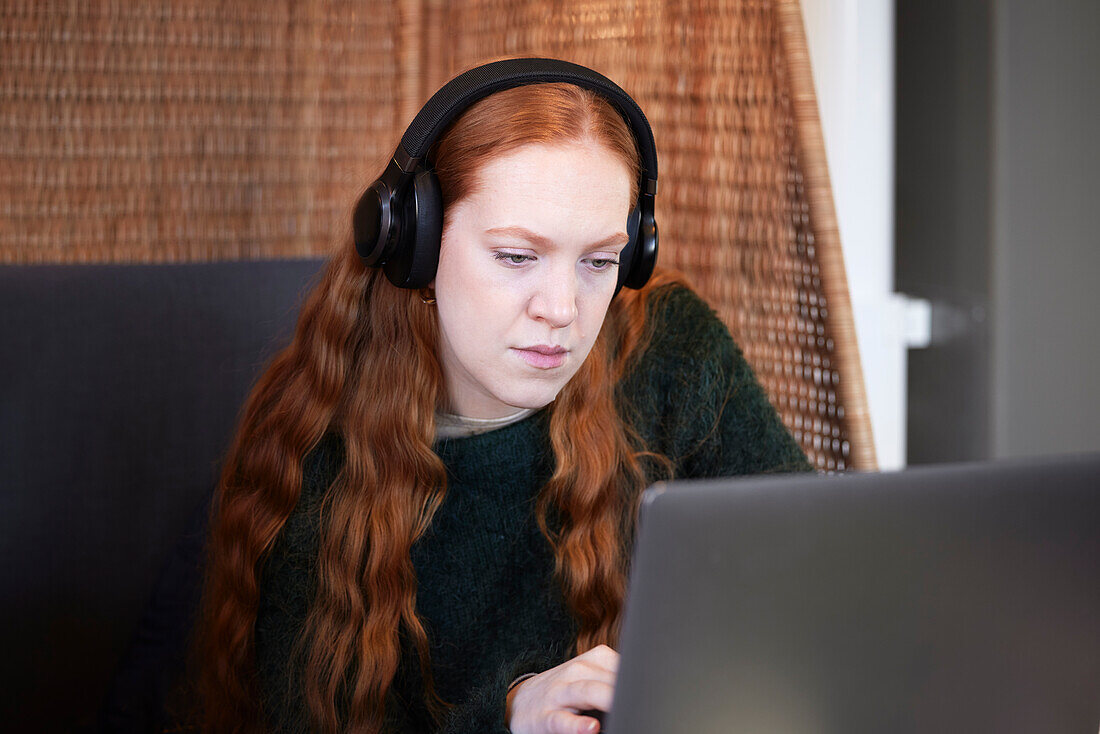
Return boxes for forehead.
[460,141,633,220]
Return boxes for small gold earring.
[419,288,437,305]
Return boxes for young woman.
[198,59,810,734]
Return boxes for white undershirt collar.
[435,407,536,439]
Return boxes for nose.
[527,267,578,328]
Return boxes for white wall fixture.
[800,0,929,469]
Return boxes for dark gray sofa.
[0,258,327,732]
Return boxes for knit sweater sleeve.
[623,285,813,478]
[436,646,571,734]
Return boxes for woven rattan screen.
[0,0,874,470]
[1,1,408,261]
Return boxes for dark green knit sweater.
[254,285,811,732]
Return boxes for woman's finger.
[559,678,613,713]
[547,708,600,734]
[561,659,617,689]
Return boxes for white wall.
[800,0,924,469]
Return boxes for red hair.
[197,80,682,733]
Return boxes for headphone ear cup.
[616,204,642,294]
[623,198,658,290]
[382,169,443,289]
[352,181,387,266]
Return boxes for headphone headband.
[354,57,659,291]
[397,58,658,188]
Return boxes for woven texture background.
[1,0,403,261]
[0,0,875,470]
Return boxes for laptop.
[604,453,1100,734]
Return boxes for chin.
[495,383,566,412]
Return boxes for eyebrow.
[484,226,629,250]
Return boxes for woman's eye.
[587,257,620,271]
[494,252,532,265]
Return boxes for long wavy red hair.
[197,81,681,733]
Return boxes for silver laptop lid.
[605,453,1100,734]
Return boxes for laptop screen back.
[606,454,1100,734]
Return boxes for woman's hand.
[506,644,619,734]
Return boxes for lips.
[514,345,568,369]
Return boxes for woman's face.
[433,140,633,418]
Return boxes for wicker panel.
[435,0,873,470]
[0,0,875,469]
[0,0,403,262]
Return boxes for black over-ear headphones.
[352,57,659,293]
